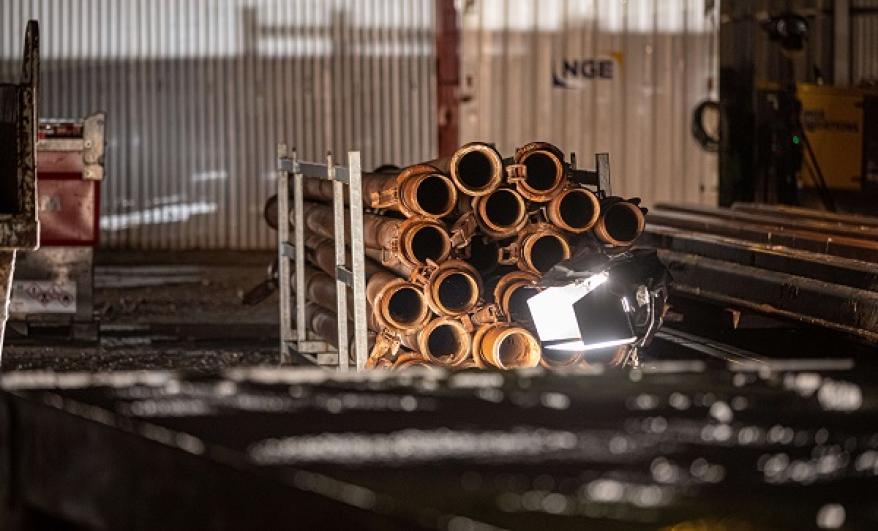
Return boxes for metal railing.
[276,145,369,370]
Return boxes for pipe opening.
[437,272,478,313]
[409,225,448,263]
[426,324,467,362]
[498,332,532,368]
[604,203,642,243]
[559,190,597,229]
[529,235,567,273]
[507,285,539,322]
[467,237,500,274]
[484,189,524,227]
[387,286,426,327]
[522,152,561,192]
[415,175,454,217]
[456,151,495,192]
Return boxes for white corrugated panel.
[1,0,437,249]
[853,0,878,84]
[459,0,718,206]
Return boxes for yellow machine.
[797,83,878,192]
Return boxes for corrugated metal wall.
[459,0,719,206]
[1,0,437,249]
[853,0,878,84]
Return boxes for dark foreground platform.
[2,357,876,530]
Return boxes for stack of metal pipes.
[270,141,646,370]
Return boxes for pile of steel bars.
[643,203,878,342]
[269,142,648,369]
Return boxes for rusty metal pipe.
[593,200,646,246]
[510,223,571,274]
[435,142,504,197]
[493,271,540,323]
[367,164,458,219]
[539,349,584,369]
[420,259,483,316]
[511,142,567,202]
[413,316,472,367]
[299,164,457,220]
[472,323,541,369]
[473,187,528,239]
[307,240,431,333]
[300,202,452,268]
[393,351,433,369]
[547,187,601,233]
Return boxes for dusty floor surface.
[3,251,283,372]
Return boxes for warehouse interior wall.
[459,0,720,207]
[1,0,437,250]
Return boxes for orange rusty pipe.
[367,164,458,219]
[512,142,567,202]
[472,187,528,239]
[593,200,646,246]
[300,164,457,220]
[539,348,584,369]
[439,142,504,197]
[493,271,540,323]
[411,316,472,367]
[307,240,431,333]
[472,323,541,369]
[393,351,434,370]
[547,187,601,233]
[423,259,482,317]
[300,202,452,268]
[518,223,571,274]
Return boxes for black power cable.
[691,99,721,152]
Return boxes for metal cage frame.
[276,145,368,370]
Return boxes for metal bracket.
[366,328,401,368]
[497,243,520,265]
[371,187,399,209]
[280,242,295,258]
[450,212,478,248]
[569,152,612,197]
[335,265,354,287]
[409,261,439,287]
[505,163,526,183]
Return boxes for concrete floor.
[3,251,283,373]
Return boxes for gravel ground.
[3,251,284,373]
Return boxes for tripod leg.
[800,131,837,212]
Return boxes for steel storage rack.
[276,145,368,370]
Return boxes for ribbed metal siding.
[853,0,878,85]
[459,0,718,206]
[1,0,437,249]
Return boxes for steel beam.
[647,209,878,262]
[644,224,878,291]
[659,249,878,342]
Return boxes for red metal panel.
[36,175,99,246]
[435,0,460,157]
[36,150,85,174]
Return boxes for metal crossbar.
[276,145,368,371]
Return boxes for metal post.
[276,144,293,364]
[292,150,307,350]
[330,153,351,371]
[596,153,612,196]
[834,0,850,87]
[347,151,369,370]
